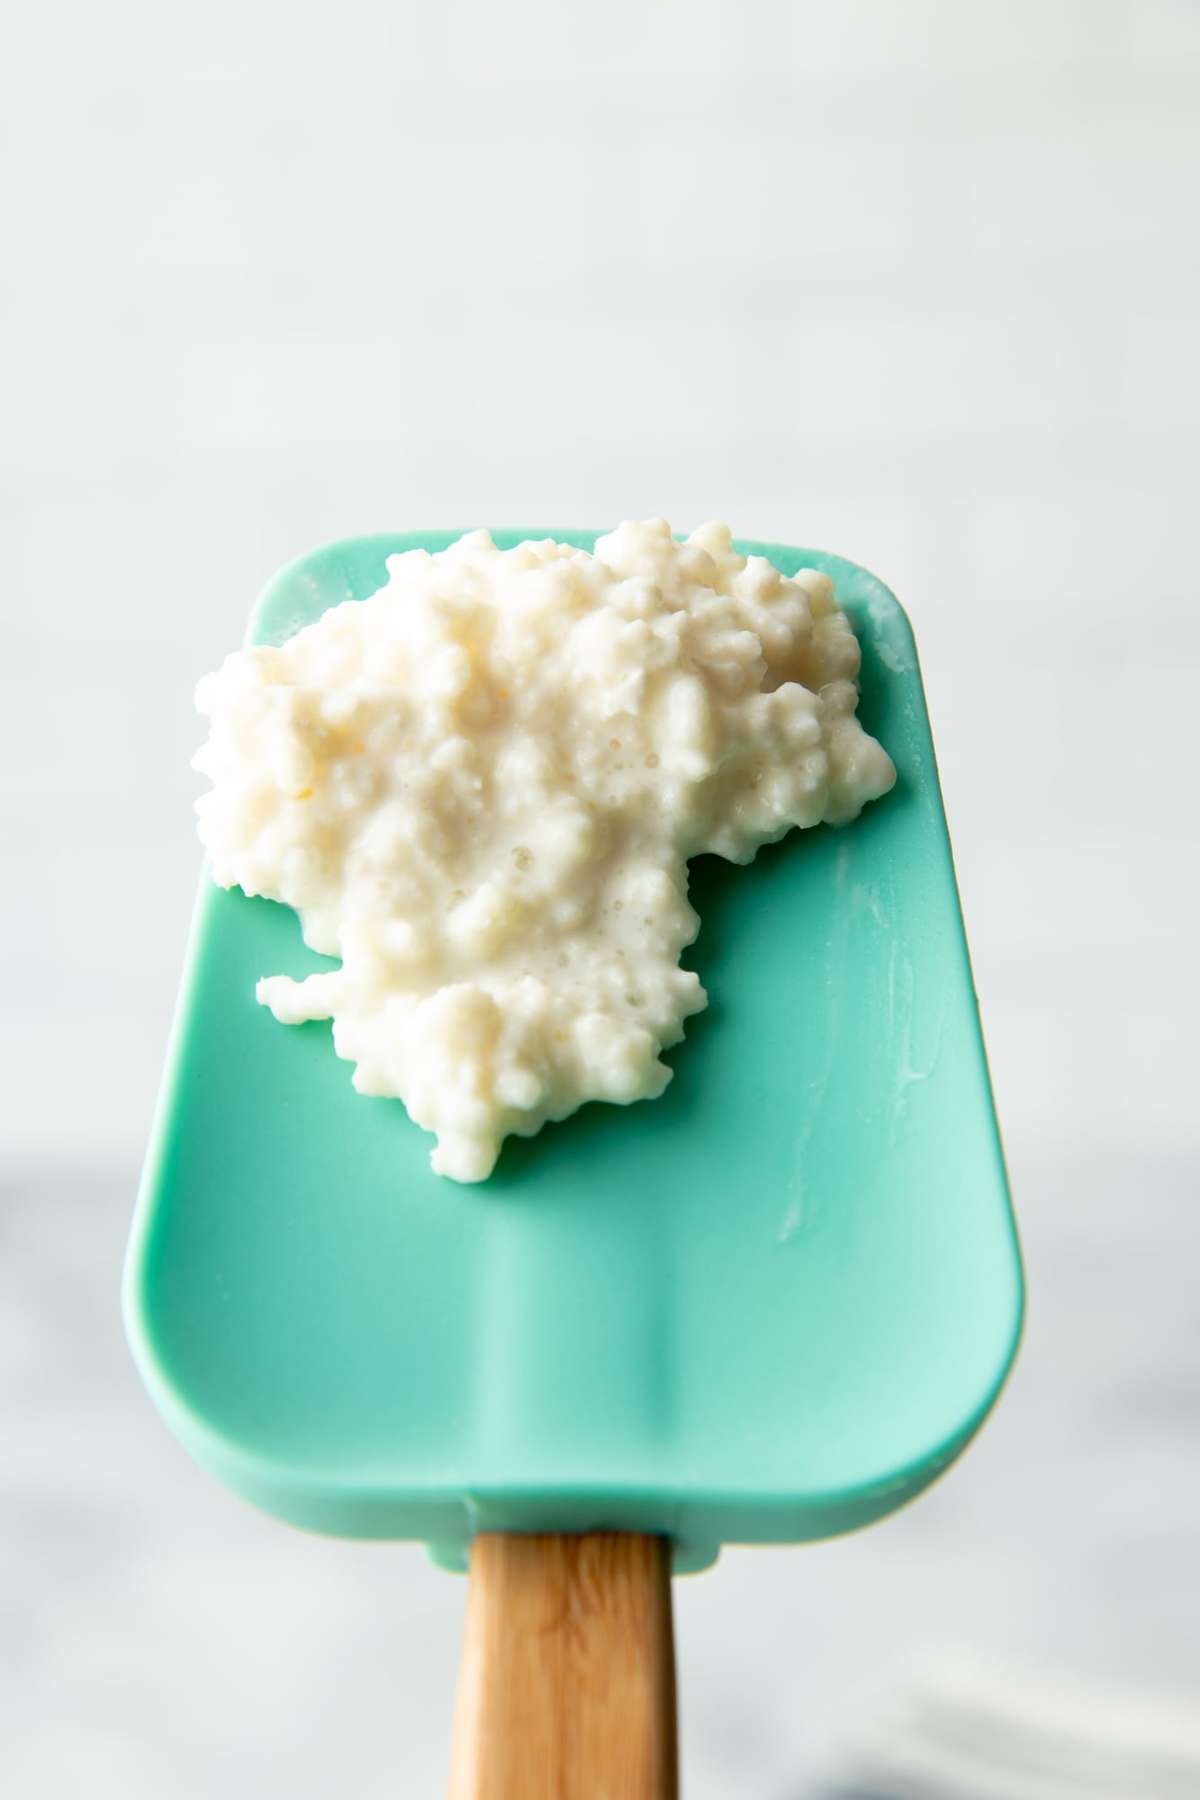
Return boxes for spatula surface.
[125,531,1022,1573]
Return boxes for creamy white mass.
[194,520,896,1182]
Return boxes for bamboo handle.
[448,1533,677,1800]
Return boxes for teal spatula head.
[124,532,1022,1574]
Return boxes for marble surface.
[4,1147,1198,1797]
[2,0,1199,1791]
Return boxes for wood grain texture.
[448,1533,677,1800]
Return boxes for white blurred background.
[3,1,1199,1794]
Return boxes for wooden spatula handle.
[448,1532,677,1800]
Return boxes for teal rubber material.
[124,531,1023,1574]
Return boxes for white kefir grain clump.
[194,521,896,1182]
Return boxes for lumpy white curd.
[194,520,895,1181]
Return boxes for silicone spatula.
[124,531,1023,1798]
